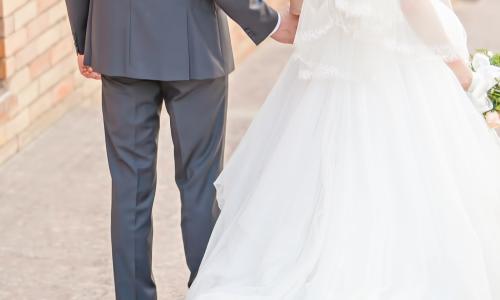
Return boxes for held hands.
[77,54,101,80]
[271,11,299,44]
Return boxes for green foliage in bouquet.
[474,49,500,113]
[488,80,500,111]
[491,54,500,67]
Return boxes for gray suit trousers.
[101,76,227,300]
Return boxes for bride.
[187,0,500,298]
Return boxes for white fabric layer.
[186,1,500,299]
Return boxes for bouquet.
[469,50,500,128]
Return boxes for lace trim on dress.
[291,53,348,80]
[295,20,460,62]
[297,2,401,41]
[334,0,373,16]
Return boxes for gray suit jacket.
[65,0,279,81]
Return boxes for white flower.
[472,53,491,71]
[470,53,500,91]
[467,72,494,113]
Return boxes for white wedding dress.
[186,0,500,299]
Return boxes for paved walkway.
[0,1,499,299]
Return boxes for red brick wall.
[0,0,101,163]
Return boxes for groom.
[65,0,298,299]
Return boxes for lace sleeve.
[400,0,461,61]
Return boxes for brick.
[7,67,31,93]
[38,55,74,91]
[34,23,61,55]
[0,58,8,80]
[14,1,38,30]
[0,136,18,165]
[48,1,66,25]
[0,91,18,123]
[0,59,5,80]
[27,88,53,120]
[50,36,72,63]
[29,51,51,78]
[0,16,15,38]
[4,109,30,141]
[0,57,17,80]
[13,41,39,70]
[0,125,6,145]
[13,23,60,70]
[1,28,28,57]
[52,75,74,102]
[26,9,49,39]
[58,17,70,35]
[16,80,40,109]
[37,0,60,13]
[0,0,30,17]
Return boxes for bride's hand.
[446,59,473,90]
[485,111,500,129]
[271,11,299,44]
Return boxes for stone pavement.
[1,1,499,299]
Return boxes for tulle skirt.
[185,54,500,299]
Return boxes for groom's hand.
[77,54,101,80]
[271,11,299,44]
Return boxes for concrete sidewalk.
[1,1,499,299]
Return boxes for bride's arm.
[290,0,303,15]
[400,0,472,89]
